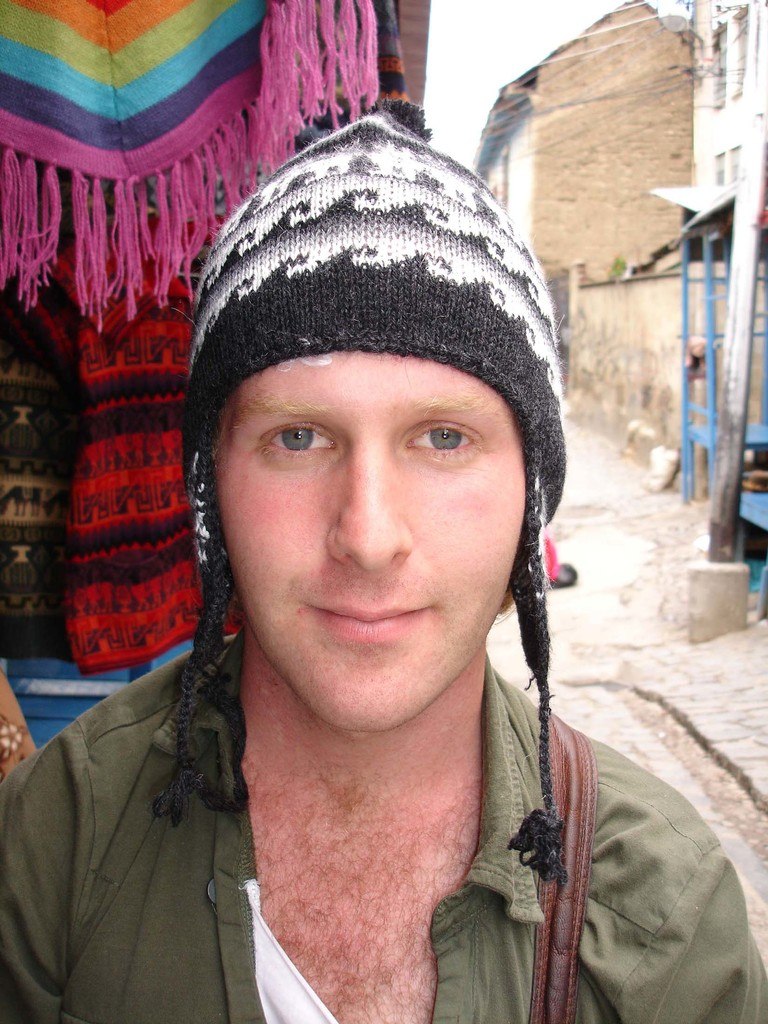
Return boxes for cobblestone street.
[488,418,768,961]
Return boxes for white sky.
[422,1,661,168]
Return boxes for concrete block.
[688,560,750,643]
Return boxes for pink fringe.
[110,178,141,322]
[0,150,21,282]
[318,0,341,129]
[0,0,378,317]
[297,0,323,121]
[38,165,61,291]
[136,178,155,264]
[71,170,90,315]
[200,143,221,232]
[6,156,63,308]
[183,154,209,285]
[153,172,172,305]
[256,0,378,170]
[17,159,37,305]
[90,178,109,320]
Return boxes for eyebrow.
[230,395,335,425]
[226,390,500,434]
[414,394,495,416]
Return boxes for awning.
[650,184,736,215]
[681,183,738,233]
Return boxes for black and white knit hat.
[155,101,568,883]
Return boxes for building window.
[730,146,741,182]
[713,27,726,107]
[715,152,726,186]
[734,13,748,95]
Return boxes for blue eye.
[429,428,463,450]
[279,428,316,451]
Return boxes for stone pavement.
[488,418,768,812]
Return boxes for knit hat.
[154,101,568,884]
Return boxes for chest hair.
[249,779,480,1024]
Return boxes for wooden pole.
[709,0,768,562]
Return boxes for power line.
[488,15,687,138]
[565,8,659,42]
[478,7,692,170]
[532,21,663,70]
[506,76,690,163]
[531,86,689,162]
[529,81,689,160]
[492,11,667,104]
[526,22,667,94]
[495,67,689,157]
[532,63,687,119]
[481,23,670,146]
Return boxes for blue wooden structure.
[8,640,191,746]
[680,228,768,501]
[680,199,768,619]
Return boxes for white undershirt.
[243,879,341,1024]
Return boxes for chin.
[279,639,485,737]
[243,603,492,734]
[323,692,442,735]
[290,666,441,734]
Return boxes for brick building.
[476,2,693,286]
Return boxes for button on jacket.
[0,634,765,1023]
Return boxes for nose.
[327,447,413,572]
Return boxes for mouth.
[311,605,426,644]
[321,606,416,622]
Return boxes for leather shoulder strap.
[529,714,599,1024]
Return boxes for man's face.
[216,352,526,735]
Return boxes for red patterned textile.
[0,242,200,673]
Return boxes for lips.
[320,606,415,622]
[311,605,425,643]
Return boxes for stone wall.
[567,271,683,452]
[528,4,693,282]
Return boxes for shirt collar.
[153,631,246,760]
[466,657,543,923]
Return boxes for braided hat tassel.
[508,470,567,884]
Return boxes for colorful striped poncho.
[0,0,378,318]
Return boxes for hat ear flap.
[508,473,567,884]
[153,442,245,825]
[510,471,551,684]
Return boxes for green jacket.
[1,634,765,1023]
